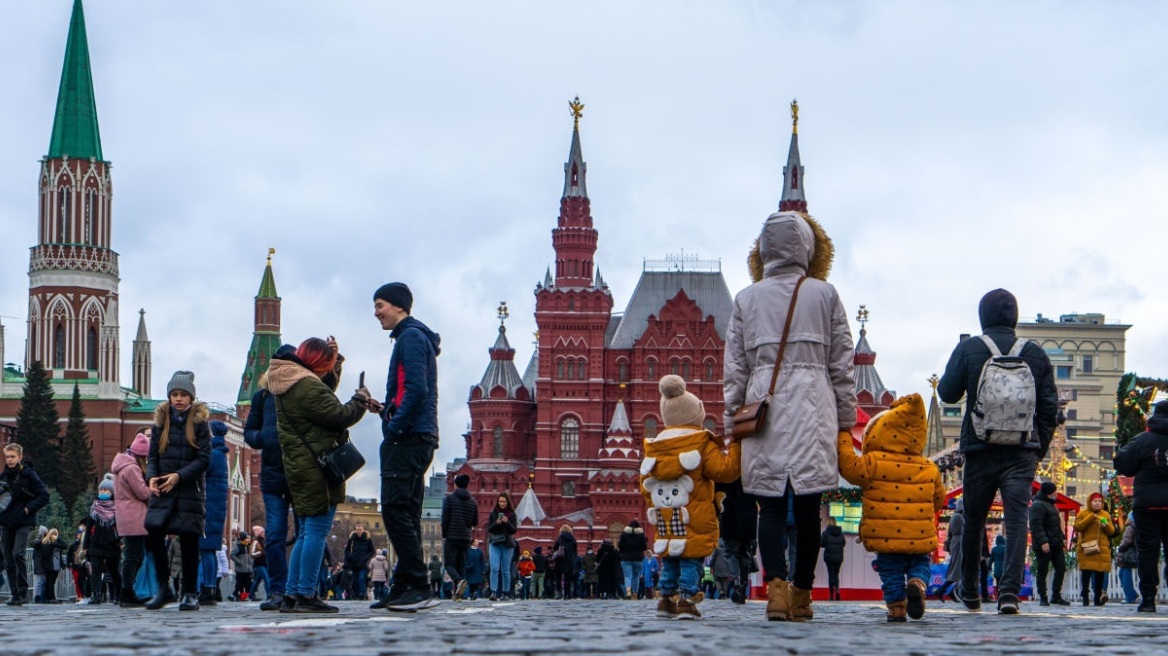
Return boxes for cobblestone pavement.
[3,597,1165,655]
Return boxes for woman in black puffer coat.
[819,517,846,600]
[144,371,211,611]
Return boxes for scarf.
[90,498,116,527]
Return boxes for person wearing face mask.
[82,475,122,604]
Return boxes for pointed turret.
[237,250,283,409]
[598,398,639,466]
[515,479,547,526]
[131,309,151,397]
[779,99,806,213]
[48,0,103,161]
[552,96,600,288]
[925,374,948,457]
[472,303,528,400]
[852,305,894,416]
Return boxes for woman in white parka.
[723,211,856,622]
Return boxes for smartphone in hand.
[359,371,365,389]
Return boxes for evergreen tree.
[1114,373,1153,450]
[14,360,60,488]
[40,488,75,538]
[58,384,97,513]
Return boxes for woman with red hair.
[266,337,371,613]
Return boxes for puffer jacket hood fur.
[748,211,834,283]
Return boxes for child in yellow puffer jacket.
[837,393,945,623]
[641,375,740,620]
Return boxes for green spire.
[48,0,103,161]
[257,248,279,298]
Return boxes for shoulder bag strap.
[764,276,807,398]
[274,395,325,465]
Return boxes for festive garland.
[822,487,863,504]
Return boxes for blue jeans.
[251,565,269,598]
[960,449,1037,599]
[621,560,643,595]
[874,552,932,603]
[1119,567,1138,603]
[286,506,336,598]
[351,568,368,599]
[199,549,218,588]
[263,492,293,596]
[488,544,514,596]
[658,557,702,597]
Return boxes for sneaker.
[997,593,1019,615]
[656,594,678,619]
[260,593,284,611]
[675,593,703,620]
[957,586,981,612]
[453,579,467,600]
[385,586,439,612]
[1138,598,1156,613]
[295,596,339,614]
[279,594,300,613]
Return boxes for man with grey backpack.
[938,289,1057,615]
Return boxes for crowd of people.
[3,214,1168,624]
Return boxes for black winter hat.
[978,288,1019,330]
[454,474,470,489]
[374,282,413,314]
[1040,481,1057,497]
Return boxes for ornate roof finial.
[928,373,940,392]
[856,304,869,336]
[790,98,799,135]
[569,96,585,130]
[497,301,509,327]
[267,247,275,264]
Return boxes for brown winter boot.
[766,579,792,621]
[656,593,678,619]
[675,592,704,620]
[790,586,814,622]
[906,578,927,620]
[886,599,908,623]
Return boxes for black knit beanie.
[374,282,413,314]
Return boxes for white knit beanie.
[659,375,705,427]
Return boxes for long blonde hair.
[42,528,58,544]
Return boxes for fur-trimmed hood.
[266,357,320,395]
[747,211,834,283]
[152,401,209,426]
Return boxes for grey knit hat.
[167,370,196,398]
[98,473,115,494]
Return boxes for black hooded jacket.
[442,487,479,541]
[819,524,846,564]
[0,461,49,529]
[1029,492,1065,549]
[937,289,1058,456]
[1114,401,1168,509]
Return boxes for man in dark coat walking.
[441,473,478,600]
[939,289,1057,615]
[1029,481,1070,606]
[1,444,50,606]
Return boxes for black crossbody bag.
[275,396,366,486]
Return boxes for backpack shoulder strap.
[1007,338,1029,357]
[978,334,1003,357]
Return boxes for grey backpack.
[971,335,1036,445]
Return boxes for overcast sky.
[2,2,1166,500]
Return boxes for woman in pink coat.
[112,431,152,606]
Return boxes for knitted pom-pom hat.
[659,374,705,427]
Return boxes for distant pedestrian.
[1029,481,1070,606]
[429,555,444,598]
[1113,400,1168,613]
[441,473,478,601]
[344,523,375,601]
[819,517,846,601]
[250,525,269,601]
[465,540,485,599]
[552,526,578,599]
[231,533,254,600]
[34,528,67,604]
[1074,493,1116,606]
[1117,514,1139,604]
[370,549,390,601]
[937,288,1058,614]
[989,534,1006,595]
[531,546,547,600]
[144,371,211,611]
[723,211,856,623]
[112,431,152,606]
[837,394,946,622]
[937,499,964,603]
[715,479,758,604]
[1,443,51,606]
[82,475,122,605]
[617,520,647,599]
[199,421,229,606]
[486,493,518,600]
[517,550,535,599]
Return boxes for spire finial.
[267,247,275,264]
[928,373,940,392]
[569,96,585,130]
[856,304,869,336]
[790,98,799,135]
[497,301,509,327]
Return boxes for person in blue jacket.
[198,421,230,605]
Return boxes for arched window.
[646,358,657,379]
[493,426,504,458]
[556,359,564,380]
[568,298,575,311]
[560,417,579,459]
[84,189,96,244]
[703,418,716,432]
[670,359,679,375]
[576,359,587,380]
[705,361,715,381]
[57,186,71,243]
[617,360,628,382]
[682,359,691,380]
[644,417,658,441]
[86,326,98,371]
[54,323,66,368]
[562,481,576,497]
